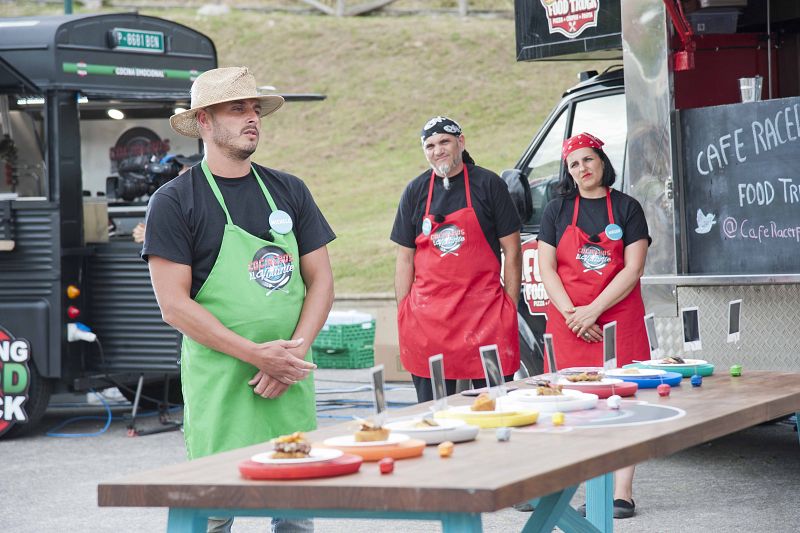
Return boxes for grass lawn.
[1,3,616,292]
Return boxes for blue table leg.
[167,508,209,533]
[557,506,603,533]
[441,512,482,532]
[165,507,481,532]
[586,473,614,532]
[521,485,577,533]
[795,412,799,446]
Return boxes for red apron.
[397,167,520,379]
[544,190,648,370]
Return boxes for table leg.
[441,512,482,532]
[586,473,613,532]
[520,485,577,533]
[167,508,209,533]
[557,507,603,533]
[164,507,481,531]
[795,412,799,446]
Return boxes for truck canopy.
[0,13,215,101]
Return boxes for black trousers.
[411,374,515,404]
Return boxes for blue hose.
[45,391,182,438]
[46,388,113,438]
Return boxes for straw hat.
[169,67,284,138]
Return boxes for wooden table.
[98,371,800,532]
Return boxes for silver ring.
[583,332,590,338]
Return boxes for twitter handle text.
[722,216,800,243]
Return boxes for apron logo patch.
[576,244,610,275]
[249,245,294,292]
[431,224,465,256]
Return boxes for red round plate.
[561,381,638,399]
[238,453,363,480]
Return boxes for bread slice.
[354,427,390,442]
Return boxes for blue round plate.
[615,371,683,388]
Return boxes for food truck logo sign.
[249,245,294,294]
[522,238,550,314]
[0,326,31,437]
[540,0,600,39]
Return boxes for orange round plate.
[323,438,426,461]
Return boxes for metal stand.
[127,374,182,437]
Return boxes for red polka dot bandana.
[562,132,604,160]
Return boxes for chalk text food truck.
[0,13,217,437]
[508,0,800,374]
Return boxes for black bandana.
[421,116,462,143]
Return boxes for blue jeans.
[207,517,313,532]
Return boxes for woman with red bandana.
[537,132,651,519]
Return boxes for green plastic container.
[312,346,374,369]
[312,316,376,369]
[314,319,376,351]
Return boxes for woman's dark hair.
[556,147,616,197]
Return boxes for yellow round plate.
[434,408,539,428]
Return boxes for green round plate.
[623,362,715,377]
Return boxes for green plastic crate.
[312,346,374,369]
[313,319,376,352]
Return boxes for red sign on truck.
[539,0,600,39]
[0,326,31,436]
[522,237,550,315]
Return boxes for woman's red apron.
[397,166,519,379]
[545,190,649,370]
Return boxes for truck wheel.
[1,362,53,438]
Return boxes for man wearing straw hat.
[143,66,334,532]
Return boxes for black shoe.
[513,502,535,512]
[613,498,635,519]
[576,499,636,519]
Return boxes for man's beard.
[435,163,452,190]
[432,153,461,190]
[212,123,258,161]
[224,143,257,161]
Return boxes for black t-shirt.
[142,163,335,297]
[390,164,521,262]
[537,189,650,248]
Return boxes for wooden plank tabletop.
[98,371,800,513]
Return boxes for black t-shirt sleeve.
[490,175,522,238]
[141,187,193,265]
[622,196,651,247]
[390,183,418,248]
[536,198,560,247]
[293,178,336,256]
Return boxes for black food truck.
[0,13,218,437]
[508,0,800,375]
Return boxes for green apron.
[180,160,316,460]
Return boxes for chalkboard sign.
[679,96,800,274]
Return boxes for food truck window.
[525,110,567,227]
[569,93,627,188]
[0,98,46,198]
